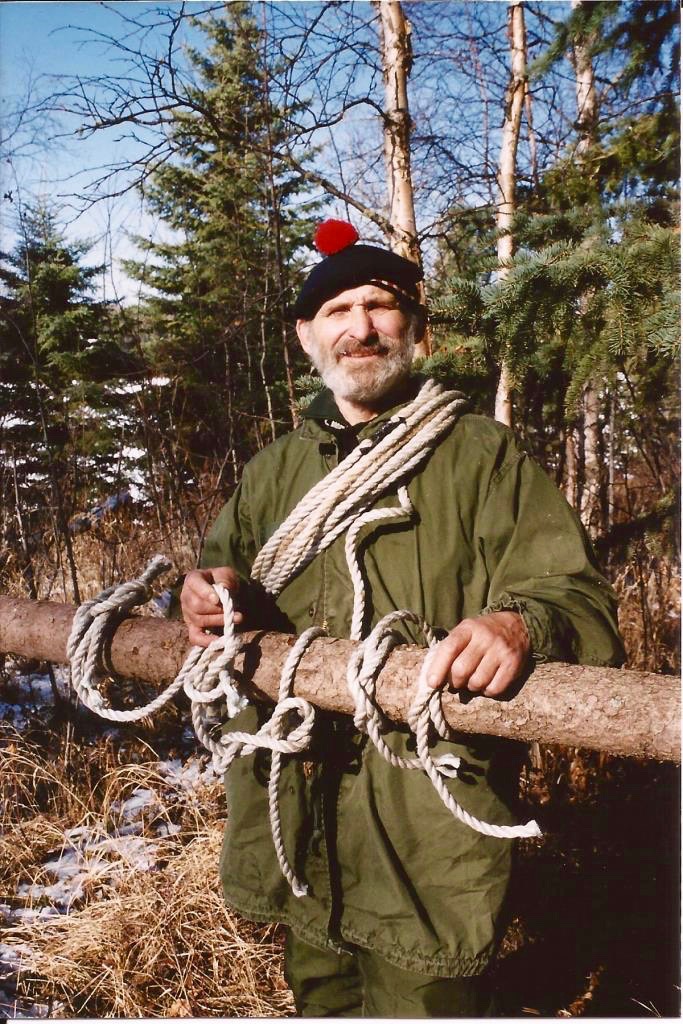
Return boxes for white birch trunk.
[571,0,603,536]
[494,0,527,426]
[373,0,430,357]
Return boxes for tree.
[493,0,529,427]
[0,201,137,598]
[532,0,680,535]
[372,1,430,356]
[121,5,315,542]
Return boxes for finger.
[182,589,220,616]
[211,566,241,589]
[483,655,524,697]
[190,609,244,627]
[185,610,227,628]
[464,651,504,693]
[187,624,214,648]
[184,571,222,607]
[448,643,486,690]
[425,624,473,688]
[183,580,239,617]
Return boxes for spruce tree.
[0,201,140,595]
[123,4,314,502]
[426,0,679,533]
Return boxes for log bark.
[0,595,678,763]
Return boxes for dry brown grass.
[3,509,196,604]
[1,521,296,1018]
[8,827,293,1018]
[613,545,681,674]
[0,720,293,1018]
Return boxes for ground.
[0,661,679,1018]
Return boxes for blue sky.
[0,2,202,302]
[0,1,379,302]
[0,1,582,301]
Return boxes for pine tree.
[426,0,679,536]
[0,201,139,596]
[123,4,315,506]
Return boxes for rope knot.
[261,696,316,753]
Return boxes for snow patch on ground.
[0,667,70,731]
[0,665,224,1016]
[10,762,217,923]
[0,940,60,1018]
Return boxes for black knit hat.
[293,220,424,320]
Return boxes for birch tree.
[493,0,528,426]
[373,0,430,356]
[569,0,603,536]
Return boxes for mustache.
[336,338,391,358]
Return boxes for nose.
[347,304,377,341]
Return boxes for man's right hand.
[181,567,244,648]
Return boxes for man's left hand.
[425,611,530,697]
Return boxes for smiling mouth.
[339,346,387,359]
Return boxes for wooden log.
[0,595,679,762]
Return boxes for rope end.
[433,754,461,778]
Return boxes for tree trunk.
[0,595,678,763]
[564,423,580,506]
[493,0,527,427]
[579,378,602,537]
[571,0,599,159]
[373,0,430,357]
[571,0,603,537]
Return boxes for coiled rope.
[67,379,540,898]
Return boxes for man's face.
[295,284,415,407]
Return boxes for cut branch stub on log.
[0,595,678,763]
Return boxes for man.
[181,222,624,1017]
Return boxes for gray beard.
[308,332,415,405]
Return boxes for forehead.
[317,284,400,312]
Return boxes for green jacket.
[201,379,624,977]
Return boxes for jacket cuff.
[480,592,550,663]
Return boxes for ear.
[296,319,314,356]
[411,306,428,344]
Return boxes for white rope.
[66,379,540,901]
[251,379,468,597]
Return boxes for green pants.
[284,930,497,1018]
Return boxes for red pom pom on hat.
[313,219,359,256]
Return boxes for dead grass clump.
[66,515,195,604]
[0,730,96,826]
[9,825,294,1018]
[2,508,196,604]
[0,816,67,889]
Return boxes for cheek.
[375,313,408,338]
[310,322,345,352]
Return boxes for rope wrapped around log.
[61,556,542,895]
[0,594,678,763]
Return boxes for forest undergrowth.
[0,511,680,1018]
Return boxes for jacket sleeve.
[478,443,625,668]
[201,479,256,579]
[199,473,292,632]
